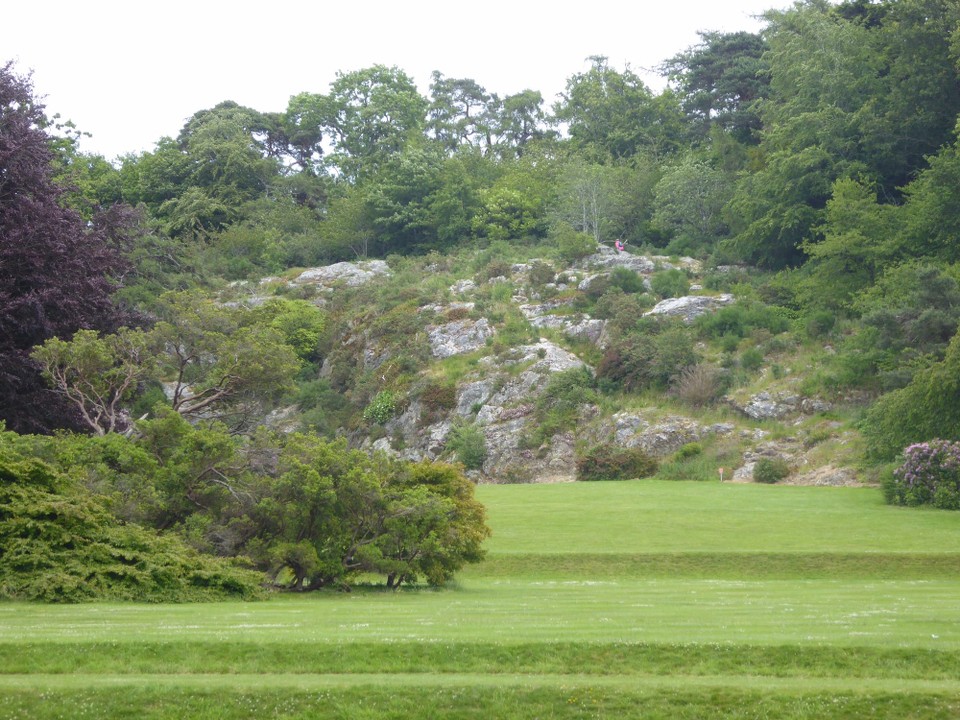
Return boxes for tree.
[427,72,494,152]
[554,56,684,161]
[661,31,769,143]
[0,62,133,434]
[795,177,898,309]
[862,330,960,460]
[31,328,154,436]
[148,292,301,430]
[289,66,428,182]
[651,156,732,253]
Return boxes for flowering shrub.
[888,440,960,509]
[362,391,397,425]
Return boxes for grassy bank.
[2,480,959,718]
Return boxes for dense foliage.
[0,438,265,602]
[885,440,960,509]
[4,0,960,603]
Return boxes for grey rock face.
[603,412,735,457]
[291,260,391,288]
[644,294,735,323]
[427,318,494,358]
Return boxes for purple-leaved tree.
[0,61,132,433]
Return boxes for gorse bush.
[886,439,960,509]
[576,444,658,481]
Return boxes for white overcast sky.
[7,0,793,160]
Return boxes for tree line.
[3,0,960,597]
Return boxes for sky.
[7,0,793,160]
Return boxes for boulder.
[644,294,735,323]
[291,260,392,288]
[427,318,494,358]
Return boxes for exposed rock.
[291,260,392,288]
[578,248,702,274]
[264,405,300,433]
[518,299,574,319]
[528,314,607,344]
[644,294,735,323]
[450,279,477,295]
[731,437,803,482]
[729,391,833,420]
[456,379,497,417]
[789,465,860,487]
[601,412,735,457]
[427,318,494,358]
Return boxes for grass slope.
[2,480,959,719]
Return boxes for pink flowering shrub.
[887,440,960,509]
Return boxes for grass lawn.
[2,480,959,718]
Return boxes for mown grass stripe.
[0,683,957,720]
[464,552,960,579]
[4,641,960,680]
[1,672,960,692]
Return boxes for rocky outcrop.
[519,301,606,344]
[600,412,736,457]
[578,248,702,274]
[427,318,494,358]
[291,260,391,288]
[729,392,833,420]
[644,294,735,323]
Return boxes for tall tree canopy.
[0,62,133,434]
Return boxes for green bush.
[610,266,646,294]
[697,301,790,340]
[363,391,397,424]
[555,226,596,264]
[529,367,599,446]
[446,423,488,470]
[576,444,658,481]
[740,347,765,372]
[753,457,791,484]
[805,310,837,339]
[649,268,690,299]
[0,450,265,603]
[597,326,698,392]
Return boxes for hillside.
[225,244,865,487]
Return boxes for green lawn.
[2,480,960,719]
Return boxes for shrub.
[753,457,790,484]
[805,310,836,339]
[576,444,658,481]
[555,226,596,263]
[420,382,457,413]
[529,367,598,446]
[363,391,397,424]
[597,326,698,392]
[445,423,488,470]
[649,268,690,299]
[740,347,765,372]
[697,301,790,340]
[527,260,556,286]
[673,363,727,407]
[610,266,646,294]
[888,440,960,509]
